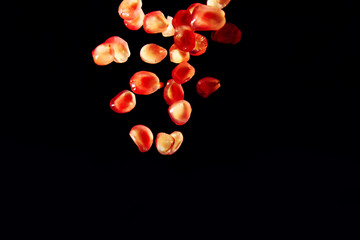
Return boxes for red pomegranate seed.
[196,77,221,98]
[190,33,208,56]
[190,4,226,31]
[130,71,163,95]
[143,11,169,34]
[92,42,114,66]
[110,90,136,114]
[174,25,196,52]
[207,0,231,9]
[211,22,241,44]
[163,79,184,105]
[129,124,153,152]
[162,16,175,37]
[104,36,131,63]
[172,62,195,84]
[187,3,204,14]
[124,8,145,30]
[168,100,192,125]
[155,131,183,155]
[169,44,190,63]
[140,43,167,64]
[172,10,192,29]
[118,0,142,20]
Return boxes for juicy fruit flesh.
[143,11,169,34]
[124,8,145,30]
[105,36,131,63]
[169,44,190,63]
[196,77,221,98]
[168,100,192,125]
[211,22,241,44]
[207,0,231,9]
[190,33,208,56]
[140,43,167,64]
[129,124,153,152]
[172,62,195,84]
[163,79,184,105]
[110,90,136,114]
[155,131,183,155]
[130,71,163,95]
[174,25,196,52]
[190,4,226,31]
[92,43,114,66]
[118,0,143,20]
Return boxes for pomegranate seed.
[190,33,208,56]
[187,3,204,14]
[155,131,183,155]
[129,124,153,152]
[172,62,195,84]
[162,16,175,37]
[207,0,231,9]
[168,100,192,125]
[163,79,184,105]
[174,25,196,52]
[92,42,114,66]
[190,4,226,31]
[172,10,192,29]
[130,71,163,95]
[118,0,143,20]
[169,44,190,63]
[143,11,169,34]
[124,8,145,30]
[211,22,241,44]
[140,43,167,64]
[104,36,131,63]
[196,77,221,98]
[110,90,136,114]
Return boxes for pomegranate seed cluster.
[92,0,241,155]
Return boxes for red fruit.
[196,77,221,98]
[118,0,143,20]
[104,36,131,63]
[174,25,196,52]
[168,100,192,125]
[129,125,153,152]
[163,79,184,105]
[130,71,163,95]
[92,42,114,66]
[143,11,169,34]
[187,3,204,14]
[190,33,208,56]
[190,4,226,31]
[162,16,175,37]
[172,62,195,84]
[169,44,190,63]
[140,43,167,64]
[207,0,231,9]
[211,22,241,44]
[110,90,136,114]
[172,10,192,29]
[155,131,184,155]
[124,8,145,30]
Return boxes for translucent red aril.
[174,25,196,52]
[124,8,144,30]
[92,42,114,66]
[187,3,204,14]
[163,79,184,105]
[190,4,226,31]
[110,90,136,114]
[169,44,190,63]
[172,62,195,84]
[140,43,167,64]
[104,36,130,63]
[162,16,175,37]
[118,0,143,20]
[130,71,163,95]
[168,100,192,125]
[155,131,183,155]
[172,10,192,29]
[143,11,169,34]
[190,33,208,56]
[129,124,153,152]
[207,0,231,9]
[196,77,221,98]
[211,22,241,44]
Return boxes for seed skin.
[196,77,221,98]
[140,43,167,64]
[155,131,184,155]
[143,11,169,34]
[169,44,190,63]
[118,0,143,20]
[172,62,195,84]
[163,79,184,105]
[124,8,145,30]
[211,22,241,44]
[129,125,153,152]
[190,4,226,31]
[130,71,163,95]
[110,90,136,114]
[168,100,192,125]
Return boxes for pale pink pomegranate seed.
[130,71,163,95]
[155,131,183,155]
[162,16,175,37]
[211,22,241,44]
[196,77,221,98]
[172,62,195,84]
[190,33,208,56]
[174,25,196,52]
[124,8,145,30]
[118,0,143,20]
[140,43,167,64]
[129,124,153,152]
[207,0,231,9]
[190,4,226,31]
[104,36,130,63]
[169,44,190,63]
[143,11,169,34]
[92,42,114,66]
[110,90,136,114]
[163,79,184,105]
[168,100,192,125]
[168,131,183,155]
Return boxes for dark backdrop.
[2,0,359,236]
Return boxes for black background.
[2,0,359,236]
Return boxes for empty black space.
[1,0,359,236]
